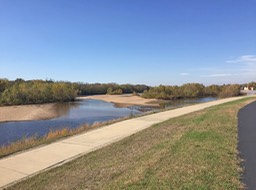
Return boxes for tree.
[248,82,256,89]
[204,85,221,96]
[180,83,204,98]
[219,84,241,98]
[107,87,113,95]
[0,79,10,94]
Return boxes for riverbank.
[78,94,159,107]
[0,104,59,122]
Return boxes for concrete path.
[238,100,256,190]
[0,96,250,188]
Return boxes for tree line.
[74,82,149,96]
[0,78,253,106]
[0,79,149,106]
[142,83,242,100]
[0,79,77,105]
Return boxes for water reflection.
[51,101,80,118]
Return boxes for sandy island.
[78,94,159,107]
[0,95,158,122]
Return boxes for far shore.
[78,94,159,107]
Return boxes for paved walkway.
[238,100,256,190]
[0,96,250,188]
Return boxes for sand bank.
[78,94,159,107]
[0,104,59,122]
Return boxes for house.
[244,87,255,91]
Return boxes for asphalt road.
[238,100,256,190]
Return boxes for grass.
[5,97,255,190]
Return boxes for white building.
[244,87,254,91]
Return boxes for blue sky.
[0,0,255,85]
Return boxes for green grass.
[5,97,255,190]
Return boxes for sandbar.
[0,104,59,123]
[78,94,159,107]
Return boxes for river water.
[0,97,216,146]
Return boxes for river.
[0,97,217,146]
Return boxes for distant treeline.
[0,78,149,106]
[74,83,149,95]
[0,78,255,106]
[142,83,243,100]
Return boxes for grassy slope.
[6,98,255,190]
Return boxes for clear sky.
[0,0,255,86]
